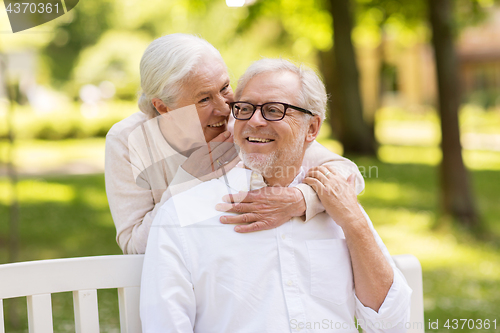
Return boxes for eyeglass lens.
[233,102,285,120]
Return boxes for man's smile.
[246,137,275,143]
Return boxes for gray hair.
[234,58,327,123]
[138,34,224,118]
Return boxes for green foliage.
[0,101,137,141]
[41,0,114,85]
[72,30,149,100]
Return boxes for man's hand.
[215,187,306,232]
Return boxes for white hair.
[138,33,223,118]
[235,58,327,123]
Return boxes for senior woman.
[105,33,364,254]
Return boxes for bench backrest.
[0,254,424,333]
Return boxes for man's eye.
[267,107,283,114]
[221,84,230,93]
[199,97,209,103]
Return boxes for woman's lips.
[208,120,226,128]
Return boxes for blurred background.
[0,0,499,332]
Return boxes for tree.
[427,0,480,227]
[323,0,376,155]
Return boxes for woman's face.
[172,56,234,143]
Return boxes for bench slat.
[73,290,99,333]
[27,294,53,333]
[0,299,4,333]
[118,287,141,333]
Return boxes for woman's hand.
[302,165,364,229]
[215,187,306,232]
[181,131,238,180]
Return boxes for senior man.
[140,59,412,333]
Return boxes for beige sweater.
[105,111,365,254]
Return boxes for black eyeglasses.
[230,101,314,121]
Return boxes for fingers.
[215,144,238,167]
[221,189,260,204]
[306,168,330,184]
[306,165,337,178]
[208,131,233,151]
[219,212,258,224]
[347,173,356,188]
[210,142,236,167]
[302,176,324,194]
[234,221,270,233]
[215,202,254,213]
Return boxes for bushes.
[1,101,137,141]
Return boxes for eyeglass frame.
[229,101,314,121]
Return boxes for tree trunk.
[326,0,376,155]
[428,0,479,227]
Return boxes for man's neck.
[259,163,303,187]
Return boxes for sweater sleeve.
[105,130,167,254]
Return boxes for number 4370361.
[444,319,496,330]
[5,2,59,14]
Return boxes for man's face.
[173,56,234,143]
[234,71,313,174]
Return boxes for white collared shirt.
[140,167,411,333]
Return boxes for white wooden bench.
[0,254,424,333]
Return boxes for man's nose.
[247,107,267,127]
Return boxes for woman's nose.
[214,94,231,116]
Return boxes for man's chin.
[241,153,273,174]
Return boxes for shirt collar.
[226,161,305,190]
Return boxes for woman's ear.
[151,98,169,114]
[306,116,321,143]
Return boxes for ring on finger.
[324,171,331,177]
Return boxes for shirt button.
[287,280,293,286]
[281,234,286,240]
[252,173,259,179]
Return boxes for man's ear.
[305,115,321,143]
[151,98,169,115]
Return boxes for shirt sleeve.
[140,206,196,333]
[297,141,365,222]
[353,206,412,333]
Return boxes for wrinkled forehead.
[240,71,301,104]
